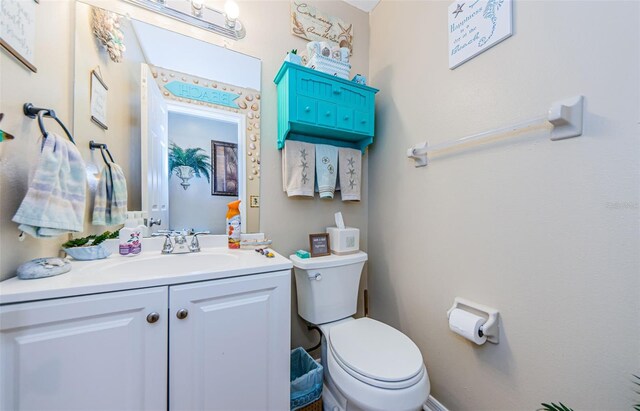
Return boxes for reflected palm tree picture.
[168,142,211,190]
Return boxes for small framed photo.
[90,69,108,130]
[309,233,330,257]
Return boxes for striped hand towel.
[92,162,128,226]
[12,133,86,237]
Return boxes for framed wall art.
[448,0,512,69]
[212,140,238,196]
[309,233,330,257]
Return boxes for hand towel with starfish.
[338,148,361,201]
[282,140,315,197]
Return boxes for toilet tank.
[290,251,367,325]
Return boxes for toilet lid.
[328,318,424,384]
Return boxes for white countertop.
[0,236,292,305]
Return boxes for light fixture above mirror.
[124,0,246,40]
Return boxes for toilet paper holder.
[447,297,500,344]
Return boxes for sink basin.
[0,238,294,305]
[87,250,240,278]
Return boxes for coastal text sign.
[448,0,512,69]
[0,0,37,72]
[165,81,240,109]
[290,1,353,53]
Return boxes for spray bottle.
[226,200,241,249]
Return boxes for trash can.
[290,347,323,411]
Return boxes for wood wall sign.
[1,0,38,72]
[90,69,108,130]
[290,1,353,53]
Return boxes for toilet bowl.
[290,252,430,411]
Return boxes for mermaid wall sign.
[448,0,512,69]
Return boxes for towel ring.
[23,103,75,145]
[89,140,115,164]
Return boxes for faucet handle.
[152,232,174,254]
[189,231,210,252]
[147,217,162,227]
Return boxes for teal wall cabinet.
[274,62,379,153]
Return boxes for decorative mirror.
[73,2,261,235]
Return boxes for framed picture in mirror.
[212,140,238,196]
[90,69,108,130]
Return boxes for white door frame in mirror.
[148,100,247,233]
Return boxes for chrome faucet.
[152,230,210,254]
[189,231,210,252]
[172,231,190,254]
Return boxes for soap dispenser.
[119,212,144,256]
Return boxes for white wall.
[368,1,640,410]
[168,111,238,233]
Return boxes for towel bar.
[407,96,584,167]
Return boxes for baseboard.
[423,395,449,411]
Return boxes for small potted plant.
[62,230,119,261]
[285,49,302,65]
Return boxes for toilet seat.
[328,318,425,389]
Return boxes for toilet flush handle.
[308,272,322,281]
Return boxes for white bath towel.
[282,140,315,197]
[92,162,128,226]
[12,133,86,237]
[315,144,338,199]
[338,148,362,202]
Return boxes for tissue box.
[326,227,359,255]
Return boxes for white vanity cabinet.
[0,287,169,411]
[0,268,291,411]
[169,271,290,410]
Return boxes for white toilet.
[291,251,430,411]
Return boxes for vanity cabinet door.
[0,287,168,411]
[169,270,291,411]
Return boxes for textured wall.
[368,1,639,410]
[0,1,76,280]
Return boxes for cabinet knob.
[360,119,366,124]
[304,106,311,112]
[176,309,189,320]
[344,116,350,120]
[333,90,342,95]
[146,312,160,323]
[325,111,331,116]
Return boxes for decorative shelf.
[274,62,379,153]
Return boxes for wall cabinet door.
[0,287,168,411]
[169,270,291,411]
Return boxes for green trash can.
[290,347,323,410]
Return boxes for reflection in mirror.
[73,2,261,236]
